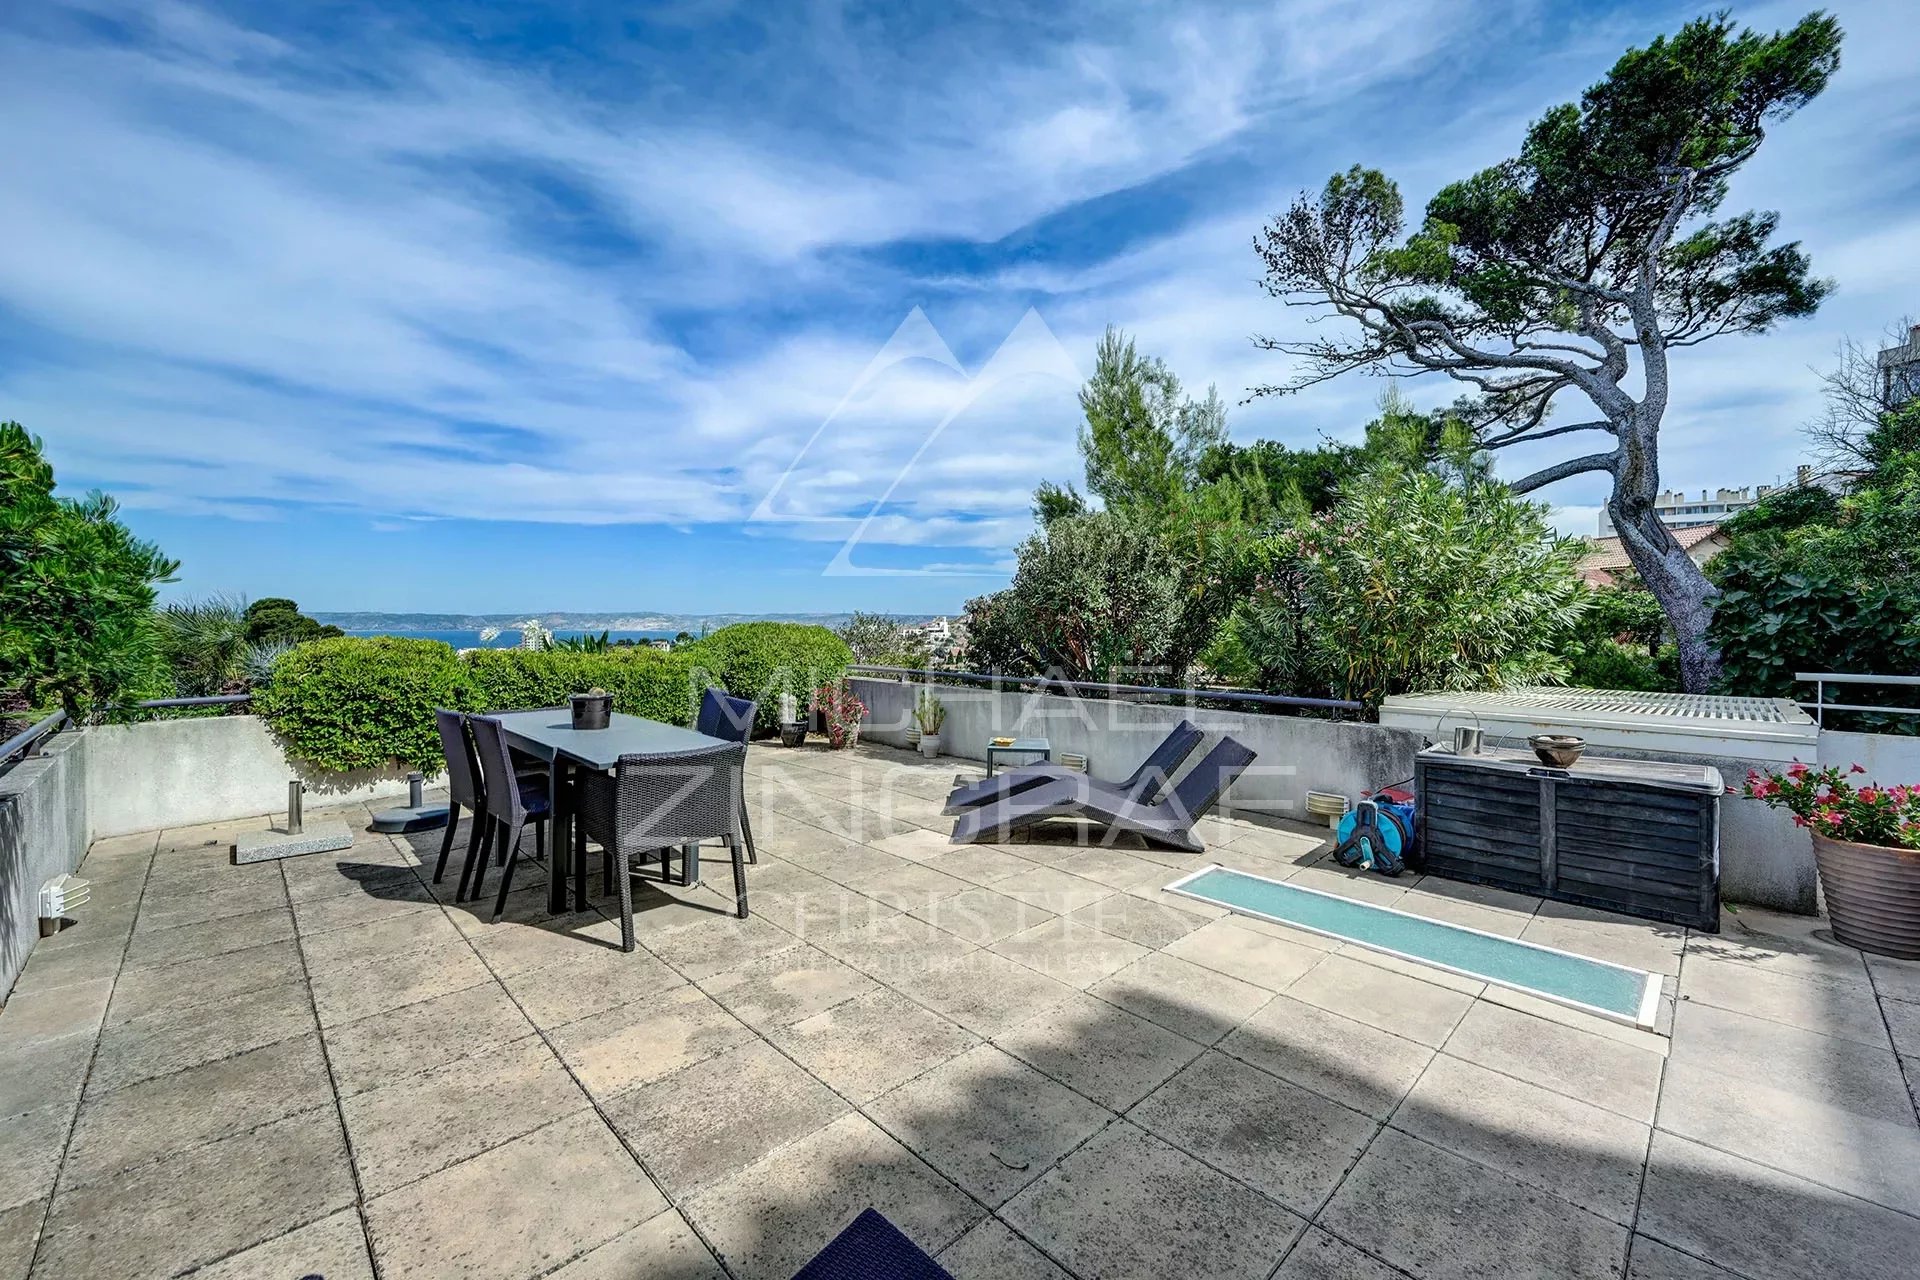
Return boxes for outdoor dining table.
[493,707,734,914]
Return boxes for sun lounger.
[942,719,1204,815]
[949,736,1257,853]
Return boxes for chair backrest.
[608,742,746,847]
[1119,719,1205,802]
[1166,736,1258,822]
[695,687,758,746]
[435,709,482,808]
[467,714,524,823]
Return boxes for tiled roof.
[1581,522,1724,572]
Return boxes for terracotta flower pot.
[1812,833,1920,960]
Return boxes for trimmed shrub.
[682,622,852,730]
[255,636,468,774]
[464,646,697,726]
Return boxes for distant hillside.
[310,611,939,632]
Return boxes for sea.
[346,629,681,649]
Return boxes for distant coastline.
[313,610,936,633]
[343,628,680,649]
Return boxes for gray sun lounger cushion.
[949,736,1257,853]
[942,719,1204,815]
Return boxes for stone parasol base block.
[370,803,449,834]
[233,819,353,864]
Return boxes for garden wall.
[83,715,416,840]
[0,733,89,996]
[849,677,1421,821]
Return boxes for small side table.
[985,737,1051,777]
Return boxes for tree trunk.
[1608,498,1722,692]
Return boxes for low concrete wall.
[83,715,416,840]
[851,677,1420,821]
[0,733,90,995]
[1822,729,1920,786]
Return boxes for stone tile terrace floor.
[4,742,1920,1280]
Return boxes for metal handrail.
[847,665,1365,714]
[103,694,254,713]
[1795,673,1920,727]
[0,709,70,773]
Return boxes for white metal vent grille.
[1380,687,1816,763]
[1400,688,1809,726]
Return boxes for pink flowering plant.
[812,681,866,750]
[1744,762,1920,850]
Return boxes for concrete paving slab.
[62,1034,332,1190]
[322,981,535,1097]
[683,1112,981,1280]
[309,939,494,1027]
[1063,892,1210,949]
[1287,951,1477,1047]
[1087,951,1276,1046]
[1626,1236,1743,1279]
[496,944,683,1029]
[1163,917,1325,991]
[911,886,1050,945]
[1668,1000,1913,1122]
[0,1033,93,1119]
[1656,1059,1920,1217]
[87,979,315,1095]
[0,1105,68,1213]
[6,938,125,999]
[603,1040,846,1196]
[869,1044,1111,1206]
[103,938,304,1026]
[1522,904,1686,976]
[1638,1130,1920,1280]
[546,1208,725,1279]
[996,991,1204,1110]
[186,1208,374,1280]
[696,946,878,1030]
[118,904,294,970]
[1003,1121,1303,1280]
[289,875,437,936]
[989,915,1149,989]
[1444,999,1666,1123]
[637,911,805,982]
[1272,1229,1407,1280]
[35,1106,356,1280]
[888,948,1080,1038]
[1678,952,1893,1047]
[0,979,112,1044]
[549,984,755,1098]
[1322,1128,1629,1280]
[1395,1053,1650,1223]
[765,988,978,1103]
[341,1037,587,1196]
[0,1199,41,1280]
[936,1218,1072,1280]
[992,866,1118,916]
[364,1110,664,1280]
[1131,1049,1375,1216]
[925,845,1041,886]
[1221,994,1434,1119]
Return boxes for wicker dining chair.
[463,713,551,919]
[694,686,759,868]
[431,710,490,889]
[575,741,749,953]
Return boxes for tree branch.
[1484,420,1614,450]
[1507,451,1617,493]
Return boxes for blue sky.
[4,0,1917,615]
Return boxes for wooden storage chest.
[1413,746,1723,931]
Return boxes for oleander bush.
[464,645,696,726]
[682,622,852,731]
[255,636,467,774]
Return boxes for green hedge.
[464,646,696,726]
[254,636,467,774]
[682,622,852,730]
[258,628,843,772]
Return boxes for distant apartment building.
[1880,323,1920,407]
[1596,465,1814,536]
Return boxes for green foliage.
[1077,327,1227,515]
[963,510,1183,683]
[835,612,931,668]
[551,630,613,653]
[243,597,343,646]
[159,596,253,697]
[1239,469,1588,708]
[682,622,852,730]
[1709,403,1920,728]
[0,422,177,718]
[254,636,468,774]
[1558,582,1679,691]
[914,689,946,734]
[464,646,695,726]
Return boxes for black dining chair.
[463,713,553,919]
[431,710,489,889]
[575,742,749,953]
[695,686,759,869]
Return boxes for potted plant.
[570,686,612,730]
[777,693,807,748]
[1745,762,1920,959]
[814,681,866,751]
[915,690,946,758]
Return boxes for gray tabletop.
[492,708,730,769]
